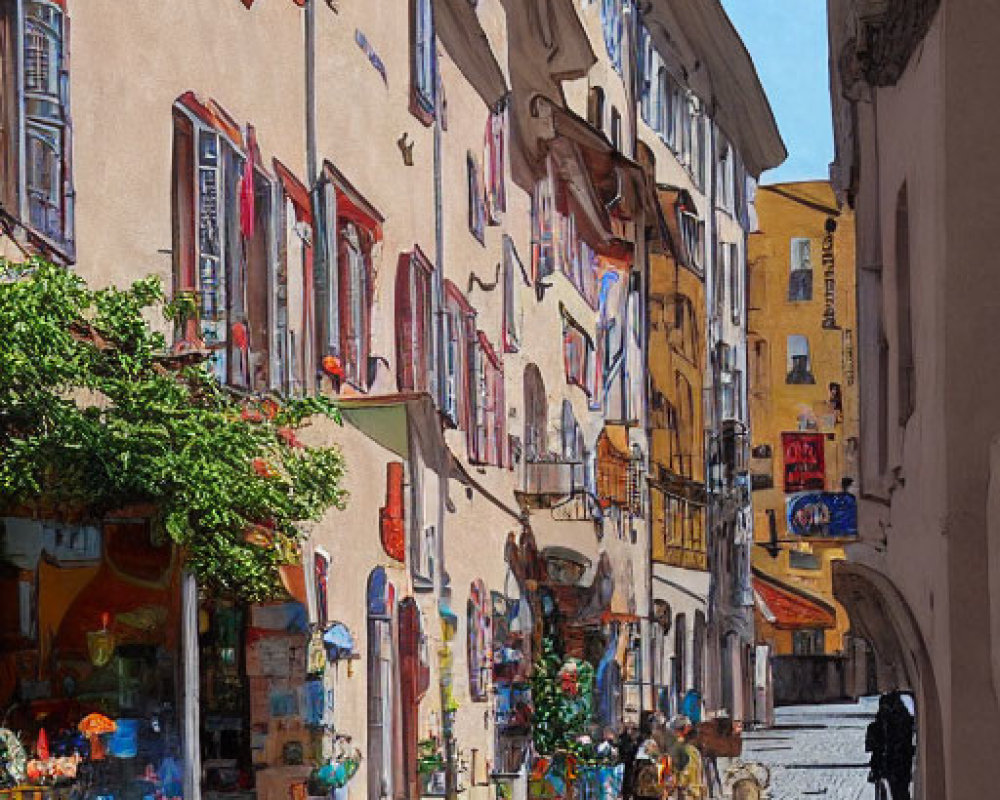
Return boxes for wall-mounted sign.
[782,432,825,492]
[787,492,858,538]
[821,224,837,329]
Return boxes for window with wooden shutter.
[502,235,527,353]
[468,332,504,467]
[561,306,596,397]
[523,364,548,462]
[444,280,475,430]
[318,160,383,392]
[394,247,434,393]
[339,223,369,388]
[172,99,282,393]
[2,0,74,257]
[410,0,436,124]
[468,151,486,243]
[531,167,555,286]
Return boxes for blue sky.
[721,0,833,184]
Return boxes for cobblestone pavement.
[737,698,879,800]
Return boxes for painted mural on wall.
[786,492,858,538]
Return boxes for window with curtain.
[2,0,74,254]
[410,0,436,123]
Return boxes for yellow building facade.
[747,181,858,665]
[649,188,707,574]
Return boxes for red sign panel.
[782,432,825,493]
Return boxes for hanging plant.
[528,637,598,763]
[0,259,348,601]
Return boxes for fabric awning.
[338,392,436,460]
[433,0,508,109]
[752,568,837,630]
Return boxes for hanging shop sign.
[786,492,858,538]
[781,432,825,493]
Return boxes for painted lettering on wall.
[821,228,837,329]
[843,328,855,386]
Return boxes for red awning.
[753,569,837,630]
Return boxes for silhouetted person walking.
[866,692,915,800]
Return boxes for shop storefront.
[0,515,186,800]
[0,517,360,800]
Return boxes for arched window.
[367,568,401,800]
[524,364,548,461]
[398,597,429,800]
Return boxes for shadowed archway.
[833,561,946,800]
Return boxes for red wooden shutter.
[380,462,406,562]
[395,254,415,391]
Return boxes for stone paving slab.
[736,699,879,800]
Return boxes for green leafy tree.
[0,259,348,600]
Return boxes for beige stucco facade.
[0,1,783,799]
[829,0,1000,797]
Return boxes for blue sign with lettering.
[787,492,858,538]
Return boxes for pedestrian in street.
[865,692,915,800]
[616,723,640,800]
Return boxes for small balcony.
[522,458,584,496]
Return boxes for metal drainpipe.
[624,0,651,723]
[705,116,721,714]
[431,40,458,800]
[305,0,318,187]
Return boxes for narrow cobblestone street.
[740,699,879,799]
